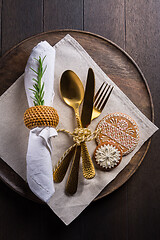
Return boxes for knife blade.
[65,68,95,194]
[81,68,95,127]
[80,68,95,179]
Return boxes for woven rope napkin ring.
[24,105,59,129]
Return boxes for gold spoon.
[60,70,95,193]
[60,70,84,127]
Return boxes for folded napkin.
[24,41,57,202]
[0,34,158,225]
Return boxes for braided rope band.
[24,105,59,129]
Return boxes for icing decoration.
[94,142,122,170]
[96,113,139,155]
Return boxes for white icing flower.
[95,144,121,169]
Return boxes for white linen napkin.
[0,35,158,224]
[24,41,57,202]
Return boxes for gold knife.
[65,68,95,194]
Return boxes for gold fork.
[53,82,114,184]
[92,82,114,121]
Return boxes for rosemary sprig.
[29,55,47,106]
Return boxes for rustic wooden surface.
[0,1,159,240]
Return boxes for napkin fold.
[24,41,57,202]
[0,35,158,224]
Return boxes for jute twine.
[54,127,100,170]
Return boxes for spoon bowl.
[60,70,84,110]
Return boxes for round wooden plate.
[0,30,153,203]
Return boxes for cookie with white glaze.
[94,141,122,171]
[96,113,139,156]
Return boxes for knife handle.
[81,141,95,179]
[65,145,81,195]
[74,107,95,179]
[53,145,76,183]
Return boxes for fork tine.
[94,82,108,107]
[94,82,105,101]
[99,86,114,111]
[96,85,110,109]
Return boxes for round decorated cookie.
[94,141,122,171]
[96,113,139,155]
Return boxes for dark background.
[0,1,160,239]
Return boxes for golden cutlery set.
[53,68,114,195]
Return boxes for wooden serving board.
[0,30,153,203]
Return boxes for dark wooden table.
[0,1,159,239]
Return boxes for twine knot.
[72,128,92,145]
[55,127,101,167]
[57,127,100,145]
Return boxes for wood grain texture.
[0,0,159,239]
[125,1,160,239]
[84,0,125,48]
[2,0,43,55]
[126,0,160,124]
[44,0,83,31]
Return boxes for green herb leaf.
[29,56,47,106]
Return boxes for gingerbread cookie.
[96,113,139,155]
[94,141,122,171]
